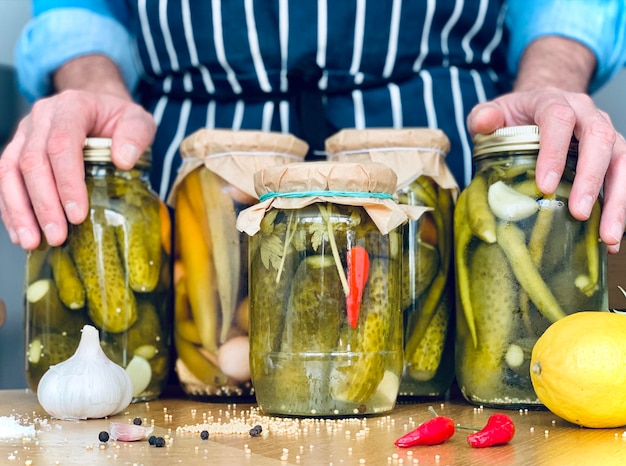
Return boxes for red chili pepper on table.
[346,246,369,328]
[466,413,515,448]
[394,415,456,447]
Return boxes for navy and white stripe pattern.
[125,0,510,199]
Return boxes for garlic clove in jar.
[37,325,133,420]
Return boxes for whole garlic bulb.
[37,325,133,420]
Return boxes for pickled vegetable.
[116,203,161,293]
[400,241,438,310]
[282,255,343,352]
[465,174,496,244]
[330,258,400,403]
[406,299,449,381]
[26,332,79,388]
[457,242,516,403]
[70,211,137,334]
[198,169,240,344]
[26,279,84,333]
[174,187,218,353]
[48,248,85,310]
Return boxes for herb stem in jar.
[276,211,298,284]
[318,204,349,296]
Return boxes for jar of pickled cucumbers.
[25,137,172,402]
[455,125,608,408]
[168,129,307,400]
[237,161,412,416]
[326,128,459,401]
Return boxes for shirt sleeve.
[15,7,138,102]
[506,0,626,93]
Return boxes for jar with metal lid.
[167,129,307,400]
[455,125,608,408]
[237,161,412,416]
[326,128,459,401]
[25,137,172,401]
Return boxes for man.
[1,0,625,253]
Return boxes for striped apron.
[124,0,511,199]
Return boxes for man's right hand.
[0,89,155,250]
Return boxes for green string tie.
[259,190,394,202]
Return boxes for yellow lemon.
[530,311,626,428]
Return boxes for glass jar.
[25,138,172,401]
[455,125,608,408]
[326,129,458,401]
[168,129,307,400]
[237,161,410,416]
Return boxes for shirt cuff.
[506,0,626,93]
[15,8,138,102]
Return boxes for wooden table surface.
[1,389,626,465]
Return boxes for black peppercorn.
[98,431,110,443]
[148,435,157,445]
[249,425,263,437]
[154,436,166,447]
[133,417,142,426]
[200,430,209,440]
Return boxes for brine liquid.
[252,350,403,417]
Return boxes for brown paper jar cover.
[237,161,428,236]
[326,128,457,194]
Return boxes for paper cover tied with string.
[167,129,307,400]
[326,128,458,196]
[237,161,429,236]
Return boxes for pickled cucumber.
[249,241,295,354]
[403,182,453,355]
[406,298,449,381]
[48,248,85,310]
[70,210,137,333]
[400,241,439,310]
[26,241,50,285]
[116,203,162,293]
[26,279,85,334]
[457,242,516,402]
[330,258,400,403]
[26,332,79,388]
[108,300,165,360]
[281,255,343,352]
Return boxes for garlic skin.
[37,325,133,420]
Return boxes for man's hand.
[468,37,626,254]
[0,56,155,250]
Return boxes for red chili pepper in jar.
[394,415,456,447]
[466,413,515,448]
[346,246,369,328]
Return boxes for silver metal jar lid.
[472,125,540,158]
[83,137,152,168]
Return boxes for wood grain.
[1,390,625,465]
